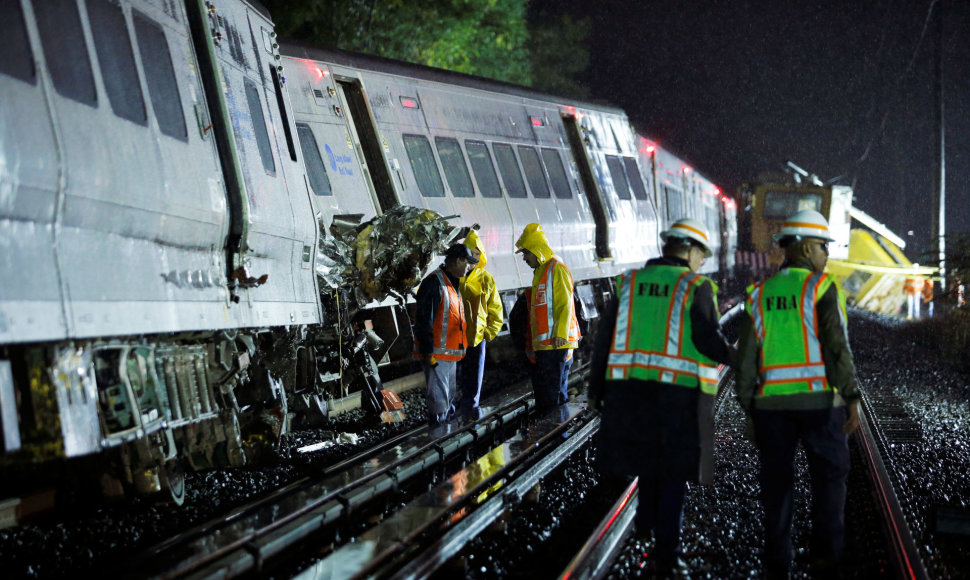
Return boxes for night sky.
[532,0,970,260]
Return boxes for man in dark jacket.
[735,209,860,579]
[413,244,477,425]
[588,218,735,576]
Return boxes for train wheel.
[160,458,186,506]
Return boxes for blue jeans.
[423,359,458,425]
[753,406,850,573]
[532,349,572,410]
[457,341,486,419]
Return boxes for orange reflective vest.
[530,257,581,349]
[922,281,934,303]
[903,277,924,296]
[413,270,466,361]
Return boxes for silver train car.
[0,0,736,504]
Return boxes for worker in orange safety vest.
[903,274,924,319]
[413,244,476,425]
[514,224,581,411]
[921,277,935,317]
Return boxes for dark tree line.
[261,0,589,96]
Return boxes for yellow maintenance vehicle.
[737,166,936,315]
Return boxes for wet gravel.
[437,308,970,579]
[1,309,967,578]
[0,391,430,578]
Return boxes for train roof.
[279,40,628,117]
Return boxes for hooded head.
[463,230,487,271]
[514,223,555,263]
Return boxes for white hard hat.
[772,209,835,243]
[660,218,713,257]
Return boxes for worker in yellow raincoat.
[457,230,504,420]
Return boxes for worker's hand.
[551,337,568,348]
[844,401,860,435]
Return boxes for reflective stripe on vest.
[606,268,718,391]
[532,257,580,346]
[748,270,830,396]
[413,270,466,361]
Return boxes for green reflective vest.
[605,265,719,394]
[747,267,846,398]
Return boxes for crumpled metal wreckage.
[316,205,465,307]
[314,205,471,422]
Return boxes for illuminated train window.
[295,123,333,196]
[517,146,551,199]
[605,155,632,200]
[435,137,475,198]
[763,191,822,219]
[492,143,527,198]
[88,0,147,125]
[1,0,35,83]
[465,141,502,198]
[133,11,188,141]
[541,148,572,199]
[403,134,445,197]
[35,0,97,106]
[623,157,649,200]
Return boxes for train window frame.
[465,140,502,199]
[0,0,36,84]
[435,137,475,198]
[132,11,188,142]
[517,145,551,199]
[541,148,572,199]
[243,78,277,176]
[605,155,632,200]
[87,0,147,126]
[295,123,333,196]
[402,134,445,198]
[492,143,527,199]
[35,0,98,107]
[622,156,649,201]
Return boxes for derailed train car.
[0,0,735,506]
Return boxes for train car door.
[563,115,611,259]
[333,78,398,214]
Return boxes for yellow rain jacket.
[461,231,504,347]
[515,224,580,351]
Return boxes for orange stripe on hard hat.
[786,221,828,231]
[672,223,708,241]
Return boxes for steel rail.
[857,393,929,580]
[126,389,535,578]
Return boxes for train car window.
[243,79,276,175]
[763,191,822,219]
[465,141,502,199]
[664,185,684,221]
[296,123,333,196]
[1,1,35,83]
[133,11,188,141]
[622,157,649,200]
[88,0,147,125]
[34,0,97,106]
[541,148,572,199]
[270,65,297,162]
[403,134,445,198]
[435,138,475,198]
[517,146,551,199]
[605,155,632,200]
[492,143,527,198]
